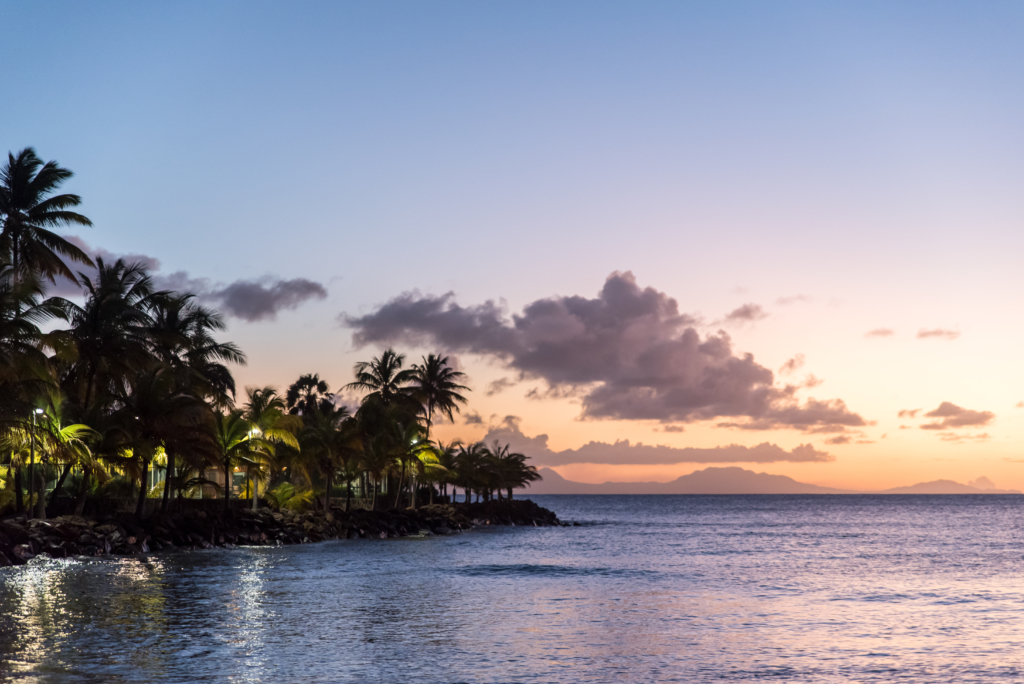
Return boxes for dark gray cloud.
[917,328,960,340]
[865,328,895,338]
[344,271,866,431]
[52,237,326,321]
[481,423,834,466]
[724,303,768,323]
[920,402,994,430]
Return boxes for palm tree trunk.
[324,468,333,511]
[410,475,416,510]
[345,473,352,513]
[13,465,24,514]
[161,451,174,513]
[465,487,471,504]
[371,477,377,511]
[252,473,259,511]
[394,462,406,509]
[224,461,231,513]
[46,463,74,517]
[135,458,150,518]
[507,487,513,500]
[73,468,90,517]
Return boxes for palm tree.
[488,441,540,501]
[455,441,489,503]
[299,405,360,511]
[242,386,300,510]
[212,409,257,513]
[409,354,469,438]
[62,258,161,414]
[285,373,334,417]
[360,434,394,511]
[35,394,97,518]
[0,262,72,514]
[344,348,416,408]
[0,148,93,285]
[114,368,210,517]
[150,293,245,510]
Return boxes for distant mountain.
[881,480,1021,494]
[519,468,1023,495]
[523,466,855,495]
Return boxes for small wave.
[457,563,650,578]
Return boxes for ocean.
[2,494,1024,682]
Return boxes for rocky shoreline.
[0,499,570,566]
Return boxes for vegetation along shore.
[0,147,546,542]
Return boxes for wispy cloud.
[482,421,835,466]
[865,328,894,338]
[776,295,811,305]
[920,402,994,430]
[724,303,768,323]
[917,328,960,340]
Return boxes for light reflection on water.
[2,495,1024,682]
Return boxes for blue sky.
[4,2,1024,488]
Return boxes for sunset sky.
[4,2,1024,491]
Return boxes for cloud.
[865,328,894,338]
[778,354,805,376]
[825,435,851,445]
[724,303,768,323]
[661,425,685,433]
[53,237,326,321]
[776,295,811,305]
[920,402,994,430]
[1017,402,1024,409]
[917,328,960,340]
[485,377,515,396]
[898,409,920,418]
[343,272,866,431]
[481,423,834,466]
[463,411,484,425]
[937,432,990,443]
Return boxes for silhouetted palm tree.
[285,373,334,417]
[345,348,416,407]
[0,147,93,284]
[409,354,469,438]
[243,386,300,510]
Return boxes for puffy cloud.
[917,328,960,340]
[462,411,484,425]
[52,237,326,321]
[920,402,994,430]
[724,303,768,323]
[865,328,894,338]
[343,272,866,431]
[898,409,920,418]
[778,354,805,376]
[481,423,834,466]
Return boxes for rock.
[0,552,11,567]
[11,545,34,563]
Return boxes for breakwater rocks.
[0,499,568,566]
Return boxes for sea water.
[2,494,1024,682]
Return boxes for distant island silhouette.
[523,467,1021,495]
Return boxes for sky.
[3,1,1024,491]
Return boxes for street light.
[28,408,43,519]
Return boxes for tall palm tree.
[150,293,245,510]
[242,386,300,510]
[409,354,469,438]
[0,147,93,284]
[285,373,333,417]
[62,258,161,414]
[344,348,416,408]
